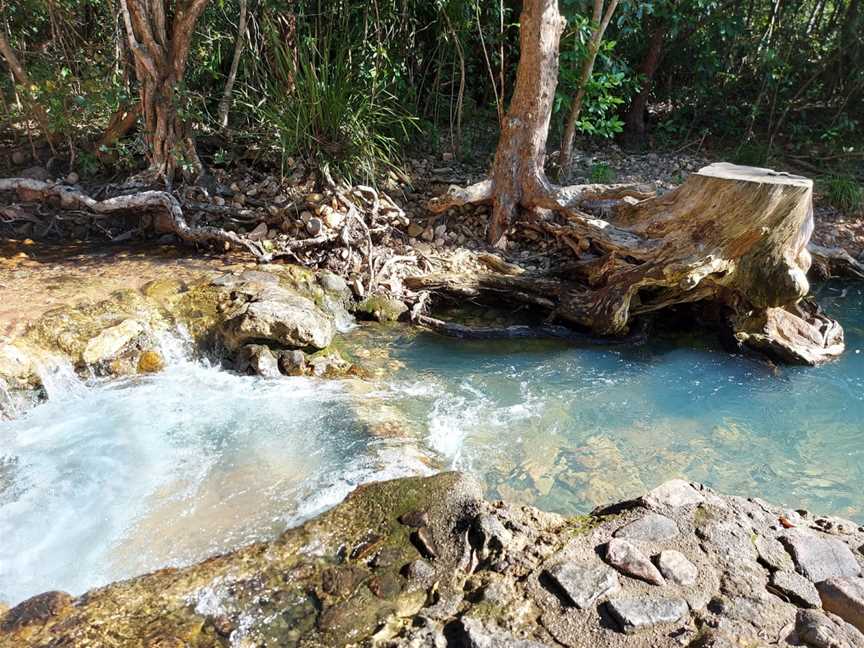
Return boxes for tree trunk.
[424,163,844,365]
[217,0,248,130]
[120,0,209,184]
[559,0,620,172]
[0,29,56,146]
[622,23,664,148]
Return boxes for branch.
[427,179,494,213]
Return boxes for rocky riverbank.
[1,473,862,647]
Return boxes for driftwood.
[414,163,845,365]
[808,242,864,280]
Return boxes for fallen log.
[412,163,845,365]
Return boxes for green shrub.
[589,162,617,183]
[822,176,864,214]
[259,29,417,183]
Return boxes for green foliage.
[555,9,637,139]
[589,162,617,183]
[733,142,770,166]
[822,176,864,214]
[258,22,417,182]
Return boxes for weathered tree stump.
[412,163,845,365]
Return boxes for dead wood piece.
[415,163,846,365]
[808,243,864,280]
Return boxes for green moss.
[356,295,408,323]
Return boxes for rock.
[356,295,408,322]
[306,217,323,236]
[318,271,348,294]
[248,222,268,241]
[20,166,50,181]
[769,570,822,608]
[473,514,513,562]
[82,319,144,366]
[278,349,307,376]
[321,206,344,229]
[65,172,80,184]
[399,510,430,528]
[11,150,26,165]
[545,562,620,609]
[782,530,862,583]
[656,550,698,586]
[408,223,424,238]
[605,538,665,585]
[460,617,551,648]
[421,227,435,242]
[605,597,689,634]
[755,534,796,572]
[402,559,436,582]
[238,344,281,378]
[818,577,864,633]
[412,526,438,559]
[614,513,679,542]
[222,293,335,351]
[1,591,73,632]
[137,350,164,374]
[795,609,864,648]
[0,343,36,388]
[642,479,705,509]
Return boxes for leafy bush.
[259,28,417,183]
[590,162,617,183]
[822,176,864,214]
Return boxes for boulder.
[221,292,335,351]
[81,319,144,366]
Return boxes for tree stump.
[412,163,845,365]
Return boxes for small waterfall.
[323,295,357,333]
[154,325,196,365]
[33,357,87,401]
[0,378,17,419]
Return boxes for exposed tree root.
[416,163,846,365]
[0,178,266,258]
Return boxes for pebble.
[605,597,688,634]
[769,570,821,608]
[247,222,268,241]
[306,217,323,236]
[545,562,620,609]
[605,539,665,585]
[65,172,79,184]
[656,550,698,586]
[614,513,679,542]
[407,223,424,238]
[781,530,862,583]
[817,577,864,633]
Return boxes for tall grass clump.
[259,24,417,184]
[821,175,864,214]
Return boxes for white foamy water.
[0,357,432,605]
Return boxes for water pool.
[1,281,862,604]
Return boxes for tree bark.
[216,0,248,130]
[622,23,665,148]
[423,163,844,366]
[120,0,209,184]
[559,0,620,172]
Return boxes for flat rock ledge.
[2,475,864,648]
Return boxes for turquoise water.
[0,282,862,603]
[382,281,864,520]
